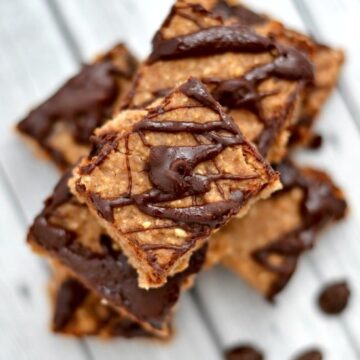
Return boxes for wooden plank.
[0,168,90,360]
[0,1,220,359]
[0,0,78,219]
[197,92,360,359]
[0,1,91,359]
[194,0,360,358]
[294,0,360,126]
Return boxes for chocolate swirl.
[29,169,207,332]
[252,160,347,300]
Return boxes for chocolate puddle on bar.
[252,160,347,300]
[17,61,117,166]
[79,78,259,241]
[17,49,137,168]
[29,169,208,333]
[125,2,314,157]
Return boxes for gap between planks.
[44,0,84,63]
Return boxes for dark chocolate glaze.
[53,278,89,332]
[252,160,347,300]
[17,50,136,168]
[225,344,264,360]
[53,276,151,338]
[29,169,207,331]
[139,3,314,156]
[318,281,350,315]
[85,78,257,237]
[212,0,266,26]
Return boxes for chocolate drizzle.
[84,78,257,238]
[29,169,207,332]
[206,46,313,154]
[140,3,314,156]
[148,25,274,63]
[252,160,347,300]
[17,49,136,168]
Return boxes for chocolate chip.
[293,348,323,360]
[225,345,263,360]
[318,281,350,314]
[308,134,323,149]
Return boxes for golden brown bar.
[123,0,315,163]
[28,169,207,338]
[211,0,344,146]
[209,159,347,300]
[70,78,280,289]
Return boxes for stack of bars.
[17,0,347,339]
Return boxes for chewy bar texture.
[17,44,137,170]
[28,170,207,337]
[212,0,344,145]
[209,159,347,300]
[71,78,281,289]
[123,0,315,163]
[49,265,151,338]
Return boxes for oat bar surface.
[71,77,280,289]
[209,159,347,299]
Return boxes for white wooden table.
[0,1,359,359]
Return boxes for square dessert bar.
[28,169,207,337]
[123,0,315,163]
[49,265,151,338]
[211,0,344,145]
[17,44,137,170]
[209,159,347,300]
[71,77,281,289]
